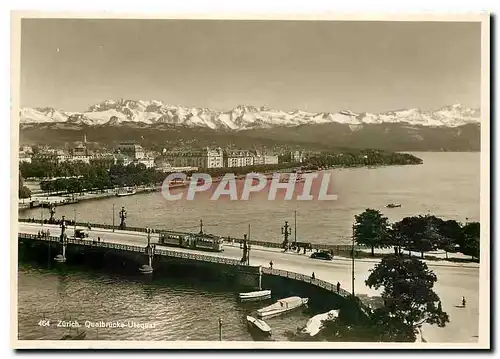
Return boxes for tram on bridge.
[158,231,224,252]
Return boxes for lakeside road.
[18,222,479,343]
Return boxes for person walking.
[311,272,315,280]
[462,296,466,307]
[269,261,273,269]
[337,282,341,294]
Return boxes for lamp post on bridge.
[281,221,291,250]
[49,205,56,224]
[55,215,68,263]
[119,206,127,230]
[146,227,151,247]
[60,215,67,239]
[112,204,115,232]
[240,233,250,265]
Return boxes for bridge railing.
[18,232,242,266]
[262,267,356,298]
[18,218,362,251]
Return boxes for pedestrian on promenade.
[337,282,341,293]
[312,272,315,280]
[97,236,100,243]
[269,261,273,269]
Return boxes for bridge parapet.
[19,218,363,252]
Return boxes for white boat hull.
[246,316,271,336]
[239,290,271,301]
[257,297,308,319]
[301,310,339,337]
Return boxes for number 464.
[38,320,50,327]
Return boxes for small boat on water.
[239,290,271,302]
[257,296,308,319]
[116,188,137,197]
[386,203,401,208]
[246,316,272,336]
[301,310,339,337]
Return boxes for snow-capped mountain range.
[19,100,481,130]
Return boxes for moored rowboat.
[257,296,308,318]
[301,310,339,337]
[246,316,272,336]
[239,290,271,301]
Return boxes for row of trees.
[38,163,167,195]
[354,209,480,260]
[304,150,422,170]
[20,158,117,180]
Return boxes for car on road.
[75,229,89,239]
[310,251,333,261]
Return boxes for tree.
[366,256,449,341]
[461,222,480,260]
[436,219,462,259]
[391,216,439,259]
[19,185,32,199]
[354,209,390,256]
[18,173,31,199]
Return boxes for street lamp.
[281,220,291,250]
[119,206,127,230]
[146,228,151,247]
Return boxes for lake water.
[18,264,312,341]
[20,152,480,245]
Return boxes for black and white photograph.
[11,12,490,349]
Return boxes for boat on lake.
[300,310,339,337]
[257,296,308,319]
[239,290,271,302]
[386,203,401,208]
[116,188,137,197]
[246,315,272,336]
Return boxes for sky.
[19,19,482,113]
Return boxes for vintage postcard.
[11,11,490,349]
